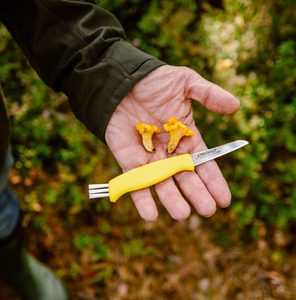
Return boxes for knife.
[89,140,248,202]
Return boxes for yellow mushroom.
[136,123,160,152]
[163,117,195,153]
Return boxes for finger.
[131,188,159,222]
[189,136,231,208]
[154,178,191,220]
[185,70,240,114]
[174,171,217,217]
[196,160,231,208]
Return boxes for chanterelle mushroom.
[136,123,160,152]
[163,117,195,153]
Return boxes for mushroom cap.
[136,123,160,134]
[163,117,194,136]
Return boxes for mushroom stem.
[163,117,195,153]
[136,123,160,153]
[141,132,155,152]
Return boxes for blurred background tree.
[0,0,296,298]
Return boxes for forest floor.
[1,176,296,300]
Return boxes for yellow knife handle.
[109,154,194,202]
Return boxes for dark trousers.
[0,150,19,240]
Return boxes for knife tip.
[236,140,249,147]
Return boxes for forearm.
[0,0,165,140]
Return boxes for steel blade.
[191,140,249,166]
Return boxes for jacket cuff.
[65,40,166,141]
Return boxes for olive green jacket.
[0,0,165,169]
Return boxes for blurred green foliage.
[73,233,112,282]
[74,233,109,261]
[122,239,156,257]
[0,0,295,242]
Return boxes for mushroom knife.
[89,140,249,203]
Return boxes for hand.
[105,65,240,221]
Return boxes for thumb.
[185,70,240,114]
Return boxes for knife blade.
[191,140,249,166]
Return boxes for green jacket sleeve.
[0,0,165,141]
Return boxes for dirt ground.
[1,195,296,300]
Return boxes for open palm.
[105,65,240,221]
